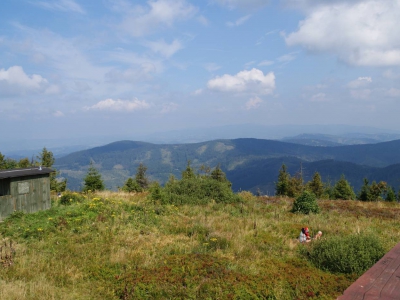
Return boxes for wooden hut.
[0,167,53,221]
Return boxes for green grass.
[0,191,399,299]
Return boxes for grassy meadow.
[0,192,400,299]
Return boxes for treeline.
[81,161,240,205]
[0,148,66,192]
[275,164,398,201]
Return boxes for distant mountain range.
[54,138,400,194]
[281,133,400,147]
[4,123,400,158]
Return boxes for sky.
[1,0,400,143]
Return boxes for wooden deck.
[337,242,400,300]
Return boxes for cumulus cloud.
[213,0,270,10]
[207,68,275,94]
[285,1,400,66]
[0,66,57,96]
[142,39,183,58]
[120,0,197,37]
[245,96,262,109]
[226,14,251,27]
[33,0,85,14]
[84,98,151,112]
[347,77,372,89]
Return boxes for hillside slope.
[55,138,400,192]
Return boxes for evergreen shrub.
[161,177,241,205]
[151,164,241,205]
[291,191,320,214]
[302,233,385,275]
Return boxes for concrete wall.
[0,175,51,221]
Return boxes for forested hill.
[54,138,400,192]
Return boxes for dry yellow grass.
[0,192,399,299]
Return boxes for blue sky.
[1,0,400,142]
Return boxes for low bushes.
[150,164,241,205]
[59,191,85,205]
[302,233,385,275]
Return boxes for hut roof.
[0,167,54,179]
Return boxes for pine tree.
[37,147,66,192]
[182,160,196,180]
[17,158,31,168]
[275,164,290,196]
[287,174,303,198]
[307,172,324,198]
[386,186,396,202]
[333,175,355,200]
[37,147,55,167]
[4,158,17,169]
[0,152,6,169]
[358,178,371,201]
[82,162,105,192]
[369,181,387,201]
[210,164,231,187]
[121,177,140,193]
[135,163,149,191]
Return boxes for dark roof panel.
[0,167,54,179]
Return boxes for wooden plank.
[337,242,400,300]
[379,262,400,299]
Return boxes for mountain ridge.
[54,138,400,192]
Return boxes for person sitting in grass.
[299,227,311,243]
[314,231,323,240]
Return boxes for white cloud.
[387,88,400,97]
[120,0,197,37]
[13,24,109,82]
[283,0,365,10]
[226,14,251,27]
[142,39,183,58]
[0,66,55,96]
[84,98,151,112]
[347,77,372,89]
[310,93,327,102]
[245,96,262,109]
[193,89,203,95]
[53,110,64,117]
[213,0,270,10]
[204,63,221,72]
[258,60,274,66]
[285,1,400,66]
[244,61,256,68]
[33,0,85,14]
[207,68,275,94]
[277,53,297,63]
